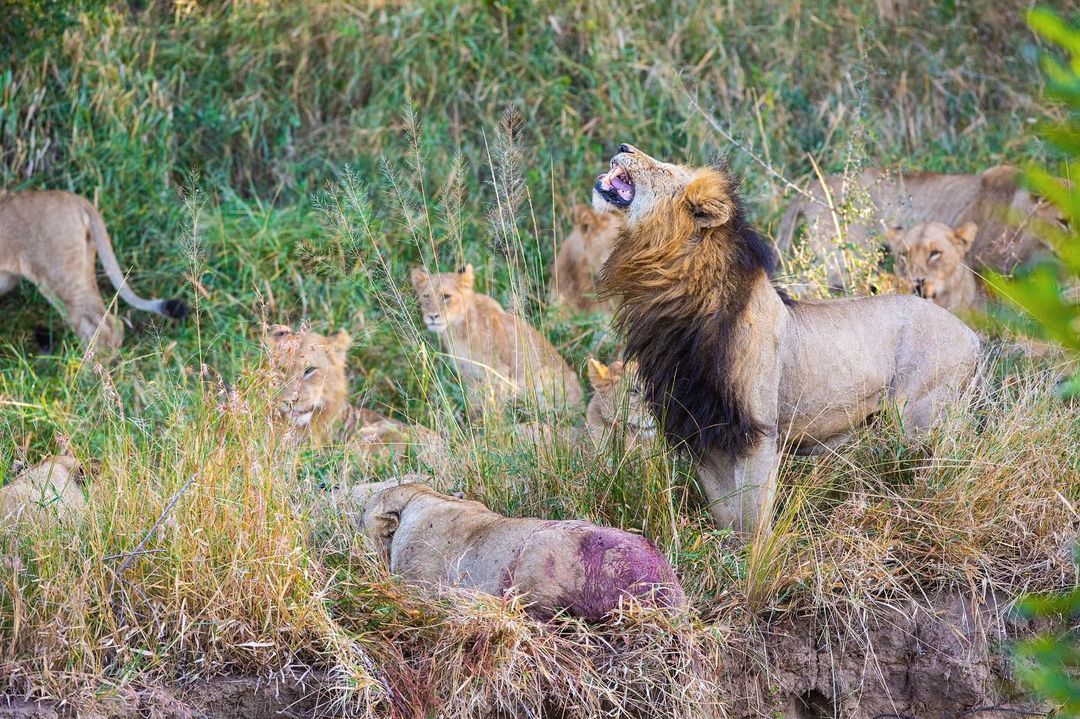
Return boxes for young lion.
[584,358,657,450]
[594,144,980,534]
[266,325,444,465]
[550,204,622,313]
[886,221,981,312]
[0,190,187,351]
[361,481,685,621]
[410,264,584,415]
[776,166,1058,291]
[0,454,87,529]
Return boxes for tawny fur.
[0,190,187,351]
[411,264,584,416]
[265,324,444,466]
[584,358,657,450]
[777,166,1058,290]
[0,455,87,528]
[550,205,622,313]
[887,221,982,312]
[361,482,685,621]
[595,145,981,534]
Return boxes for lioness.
[0,190,187,351]
[776,166,1058,290]
[410,264,584,416]
[550,204,622,313]
[886,221,982,312]
[594,144,980,534]
[266,324,444,465]
[0,455,87,528]
[361,482,685,620]
[584,357,657,450]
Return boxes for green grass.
[1,1,1078,715]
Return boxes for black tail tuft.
[161,299,189,320]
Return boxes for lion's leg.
[51,275,120,352]
[0,272,18,296]
[697,437,780,535]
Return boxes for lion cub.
[410,264,584,415]
[584,358,657,450]
[886,221,982,312]
[551,205,622,313]
[0,190,187,351]
[0,455,87,529]
[266,325,444,465]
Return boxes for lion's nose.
[618,143,636,154]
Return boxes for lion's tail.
[85,203,188,320]
[775,194,805,252]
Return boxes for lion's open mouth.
[595,162,635,207]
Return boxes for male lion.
[0,190,187,351]
[594,144,980,534]
[360,481,685,621]
[411,264,584,416]
[776,166,1058,290]
[886,221,982,313]
[550,204,622,314]
[266,324,444,466]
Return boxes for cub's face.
[410,265,475,334]
[265,325,350,427]
[588,358,656,442]
[887,221,977,306]
[592,143,735,233]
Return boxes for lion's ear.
[684,171,735,229]
[458,264,475,290]
[953,222,978,253]
[586,357,610,389]
[376,511,400,538]
[328,330,352,357]
[607,360,625,380]
[883,226,903,252]
[573,204,596,231]
[410,267,430,292]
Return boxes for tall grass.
[1,0,1078,714]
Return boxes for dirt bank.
[0,592,1052,719]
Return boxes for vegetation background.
[0,1,1078,716]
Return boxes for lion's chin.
[288,409,314,427]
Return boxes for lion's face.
[266,325,350,428]
[587,358,656,442]
[593,143,735,233]
[887,222,977,306]
[410,265,475,334]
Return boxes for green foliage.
[1002,8,1080,714]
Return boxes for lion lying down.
[0,455,87,529]
[360,482,686,621]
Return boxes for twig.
[116,473,197,575]
[683,92,827,207]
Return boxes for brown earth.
[0,592,1052,719]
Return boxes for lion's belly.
[777,297,908,445]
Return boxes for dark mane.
[603,169,790,459]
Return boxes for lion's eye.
[442,294,452,301]
[928,250,941,263]
[303,366,318,378]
